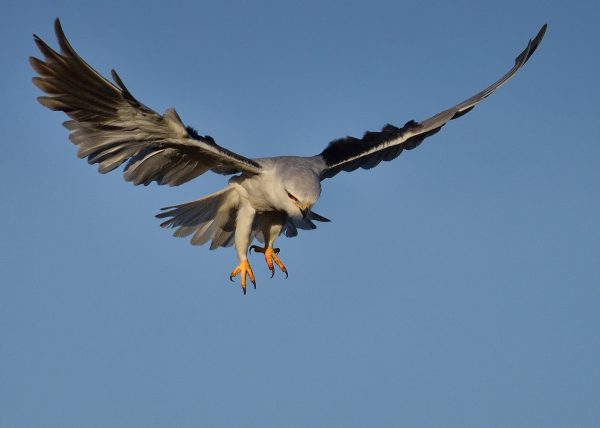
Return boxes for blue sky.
[2,0,599,426]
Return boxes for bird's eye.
[286,191,298,202]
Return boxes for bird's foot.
[250,245,288,278]
[229,260,256,295]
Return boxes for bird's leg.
[249,215,288,278]
[250,245,288,278]
[229,200,257,294]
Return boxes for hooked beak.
[299,203,310,219]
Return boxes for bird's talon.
[250,246,288,278]
[229,260,255,294]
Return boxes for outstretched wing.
[318,24,547,180]
[31,18,262,186]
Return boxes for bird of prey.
[31,19,546,294]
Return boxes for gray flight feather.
[31,18,262,187]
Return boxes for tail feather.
[157,187,240,249]
[191,220,218,246]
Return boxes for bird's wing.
[317,24,546,180]
[31,19,262,186]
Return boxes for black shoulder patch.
[186,126,216,145]
[320,120,420,167]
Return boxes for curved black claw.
[249,246,287,279]
[229,274,234,282]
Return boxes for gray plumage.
[31,19,546,293]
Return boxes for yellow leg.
[229,260,256,294]
[250,245,288,278]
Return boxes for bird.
[31,19,546,294]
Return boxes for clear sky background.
[1,0,599,426]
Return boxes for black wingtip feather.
[54,18,65,40]
[515,24,547,65]
[53,18,72,54]
[527,24,547,61]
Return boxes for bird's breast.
[230,174,280,212]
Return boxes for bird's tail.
[156,186,240,250]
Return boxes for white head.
[278,164,321,219]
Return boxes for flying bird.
[31,19,546,294]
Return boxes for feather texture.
[31,18,262,187]
[318,24,547,180]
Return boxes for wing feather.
[318,24,546,180]
[31,19,262,186]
